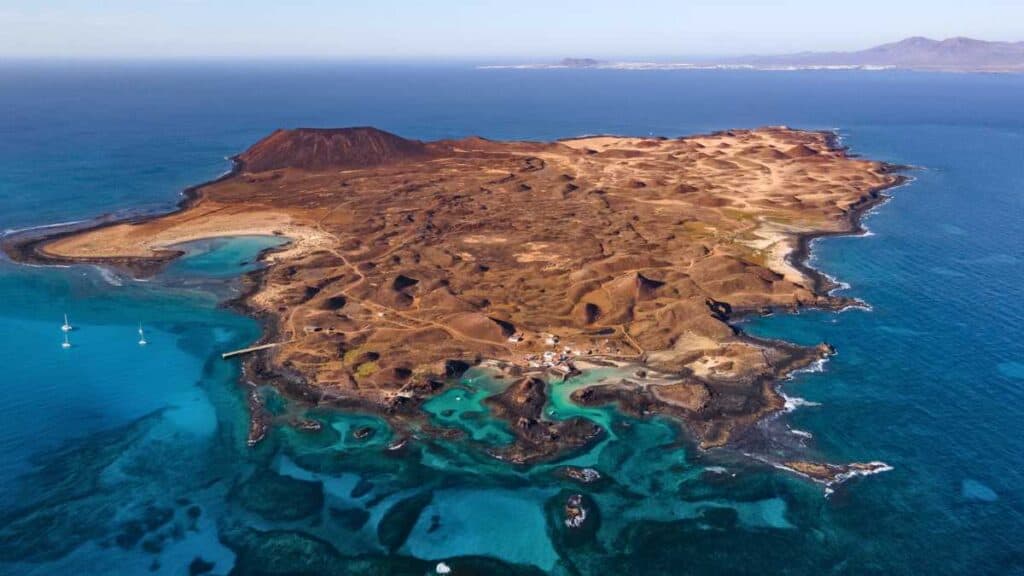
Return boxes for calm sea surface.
[0,64,1021,575]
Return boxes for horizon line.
[2,35,1021,65]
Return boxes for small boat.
[61,314,73,332]
[137,323,148,346]
[61,332,71,349]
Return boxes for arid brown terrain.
[6,126,904,472]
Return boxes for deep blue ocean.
[0,64,1021,575]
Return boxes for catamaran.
[138,323,148,346]
[61,314,72,332]
[61,332,71,349]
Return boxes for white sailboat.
[61,313,73,332]
[137,323,148,346]
[61,332,71,349]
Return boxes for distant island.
[4,126,904,486]
[482,37,1024,73]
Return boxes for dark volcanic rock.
[564,493,587,528]
[351,426,375,441]
[292,418,323,432]
[546,490,601,555]
[484,377,603,463]
[558,466,602,484]
[237,127,436,172]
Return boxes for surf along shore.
[2,126,907,486]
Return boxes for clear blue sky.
[2,0,1022,60]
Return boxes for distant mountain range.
[730,37,1024,72]
[481,38,1024,73]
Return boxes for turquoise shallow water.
[163,236,289,280]
[0,64,1022,574]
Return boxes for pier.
[221,342,281,359]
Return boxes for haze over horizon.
[2,0,1023,61]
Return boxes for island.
[4,126,904,484]
[482,37,1024,73]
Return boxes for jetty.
[221,342,280,359]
